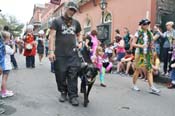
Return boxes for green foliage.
[0,14,24,37]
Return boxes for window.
[104,13,112,23]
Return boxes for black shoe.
[14,67,18,70]
[59,93,67,102]
[100,83,107,87]
[70,97,79,106]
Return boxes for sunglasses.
[69,8,77,12]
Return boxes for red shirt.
[23,33,36,56]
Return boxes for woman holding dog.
[132,19,160,93]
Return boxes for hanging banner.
[50,0,61,5]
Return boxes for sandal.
[167,83,175,89]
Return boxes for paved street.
[0,54,175,116]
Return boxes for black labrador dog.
[76,45,98,107]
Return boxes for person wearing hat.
[48,2,81,106]
[131,19,160,93]
[37,30,45,65]
[162,21,175,76]
[23,25,36,68]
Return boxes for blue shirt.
[0,33,5,70]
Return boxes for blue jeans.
[170,68,175,81]
[11,54,18,68]
[26,56,35,68]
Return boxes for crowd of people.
[0,1,175,111]
[84,19,175,91]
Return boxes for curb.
[154,75,171,84]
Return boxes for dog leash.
[74,47,96,84]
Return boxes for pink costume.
[90,34,99,57]
[94,55,105,84]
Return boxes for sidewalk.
[154,63,171,84]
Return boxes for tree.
[0,14,24,37]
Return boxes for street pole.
[102,10,104,24]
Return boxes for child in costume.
[94,46,106,87]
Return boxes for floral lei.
[137,29,153,71]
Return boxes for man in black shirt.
[49,2,81,106]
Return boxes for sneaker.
[165,72,169,77]
[151,86,160,93]
[14,67,18,70]
[1,91,14,98]
[100,83,107,87]
[139,76,144,79]
[124,73,130,78]
[161,72,166,76]
[132,86,140,91]
[69,97,79,106]
[6,90,13,94]
[59,92,67,102]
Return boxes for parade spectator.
[23,25,36,68]
[162,21,175,76]
[152,51,160,76]
[115,29,121,37]
[37,30,45,65]
[1,31,15,98]
[168,39,175,89]
[153,24,163,58]
[0,31,5,114]
[132,19,160,93]
[104,43,113,62]
[3,26,18,69]
[48,2,81,106]
[102,53,113,73]
[123,27,132,50]
[45,36,49,57]
[121,50,134,77]
[115,36,126,73]
[87,30,101,59]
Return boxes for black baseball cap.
[66,2,78,12]
[139,19,151,25]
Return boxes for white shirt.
[105,47,113,54]
[4,45,15,70]
[134,31,148,54]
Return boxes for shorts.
[3,70,10,75]
[117,53,125,61]
[107,53,113,59]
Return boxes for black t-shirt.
[50,16,81,57]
